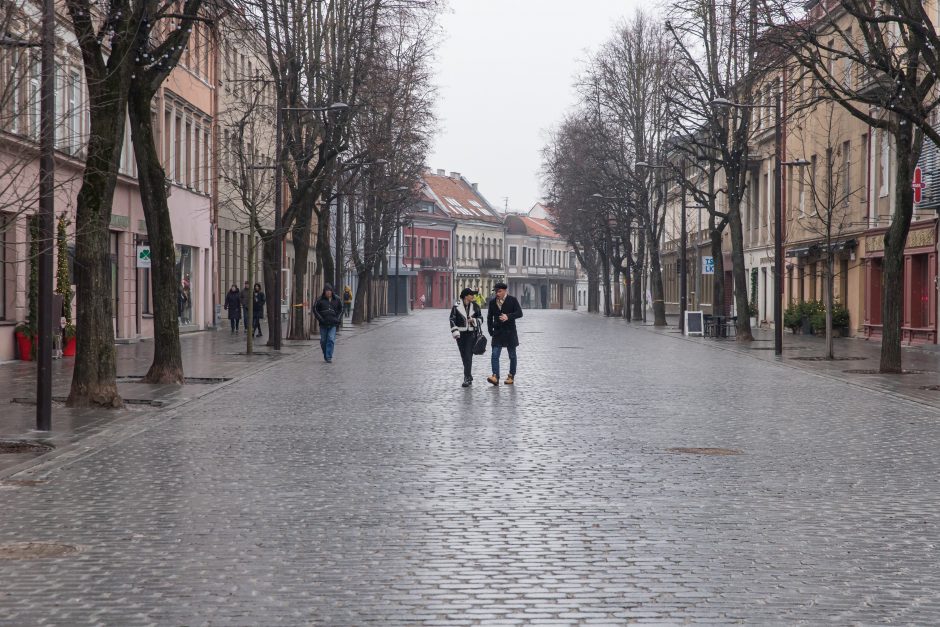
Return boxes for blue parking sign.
[702,256,715,275]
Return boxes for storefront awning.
[786,239,857,259]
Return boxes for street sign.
[913,166,926,203]
[136,245,152,268]
[702,256,715,275]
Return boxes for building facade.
[504,203,576,309]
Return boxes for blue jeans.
[491,345,517,378]
[320,325,337,360]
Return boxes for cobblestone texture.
[2,310,940,624]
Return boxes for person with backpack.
[252,283,265,337]
[450,288,483,387]
[314,284,343,362]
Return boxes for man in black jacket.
[314,284,343,362]
[486,282,523,386]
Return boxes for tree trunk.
[825,256,834,360]
[632,235,645,320]
[289,218,312,340]
[317,209,334,295]
[587,269,600,313]
[880,124,919,373]
[262,236,278,345]
[710,222,725,317]
[67,89,126,408]
[600,249,612,316]
[648,234,667,326]
[128,89,184,384]
[352,269,371,324]
[728,203,753,341]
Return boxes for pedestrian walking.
[224,284,242,333]
[314,284,343,363]
[450,288,483,388]
[252,283,265,337]
[342,286,353,318]
[240,281,250,325]
[486,282,523,386]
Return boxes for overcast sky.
[427,0,641,213]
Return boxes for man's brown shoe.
[487,374,499,386]
[505,374,514,385]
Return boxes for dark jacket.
[487,295,523,347]
[224,290,241,319]
[253,291,265,320]
[240,287,250,309]
[449,299,483,338]
[314,293,343,328]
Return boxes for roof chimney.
[450,171,460,179]
[471,183,478,191]
[436,169,445,176]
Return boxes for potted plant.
[831,302,850,337]
[784,302,802,333]
[55,215,76,356]
[14,323,35,361]
[747,301,758,328]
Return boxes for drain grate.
[920,385,940,391]
[667,447,743,456]
[0,542,82,560]
[557,346,584,350]
[0,440,54,455]
[1,479,48,487]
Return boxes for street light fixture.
[708,95,807,355]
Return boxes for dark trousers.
[253,317,263,335]
[457,331,475,378]
[229,316,240,332]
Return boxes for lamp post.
[3,19,53,430]
[711,96,808,354]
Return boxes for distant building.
[420,170,505,301]
[504,203,577,309]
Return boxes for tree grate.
[0,542,83,560]
[0,441,54,455]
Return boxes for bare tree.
[590,12,680,326]
[763,0,940,371]
[346,7,435,324]
[126,0,207,384]
[790,102,863,358]
[665,0,764,340]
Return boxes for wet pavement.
[2,310,940,624]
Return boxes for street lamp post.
[3,19,53,430]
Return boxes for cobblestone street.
[3,309,940,624]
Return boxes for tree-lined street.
[3,311,940,623]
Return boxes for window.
[174,114,182,181]
[29,55,39,138]
[509,246,517,266]
[859,133,868,206]
[0,216,6,319]
[798,166,806,215]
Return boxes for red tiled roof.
[421,171,502,223]
[506,214,562,239]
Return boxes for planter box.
[15,332,34,361]
[63,336,76,357]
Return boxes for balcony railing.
[479,258,502,269]
[420,256,449,268]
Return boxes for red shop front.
[863,222,937,344]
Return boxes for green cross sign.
[137,246,152,268]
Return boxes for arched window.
[485,238,490,259]
[498,239,502,259]
[473,237,478,259]
[461,236,466,259]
